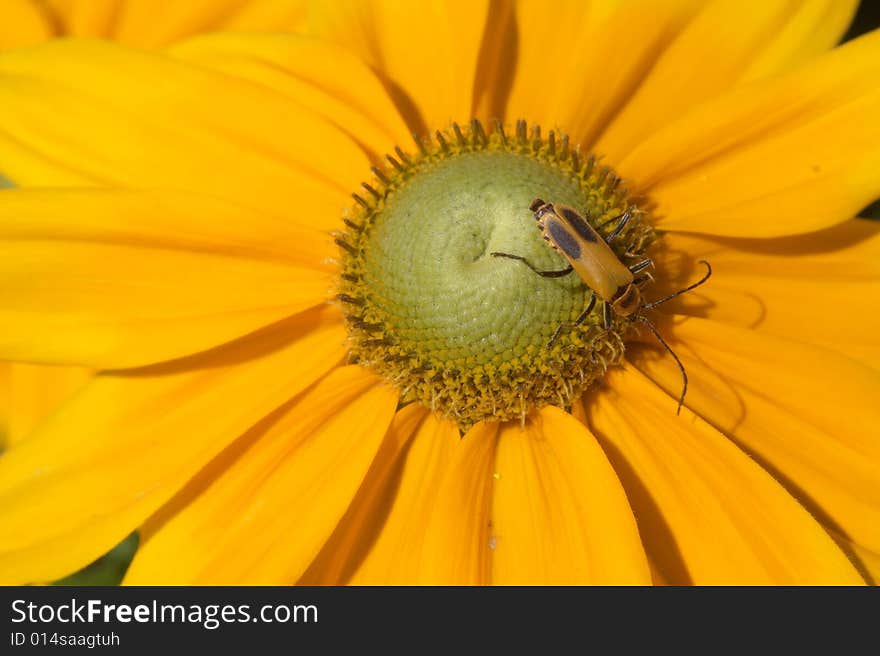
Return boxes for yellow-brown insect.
[491,198,711,414]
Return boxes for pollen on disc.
[335,121,654,429]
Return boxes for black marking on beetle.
[547,220,582,259]
[610,283,632,303]
[559,206,598,243]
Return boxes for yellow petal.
[0,307,345,584]
[628,316,880,573]
[648,558,671,586]
[597,0,858,161]
[126,366,397,585]
[42,0,308,47]
[0,364,91,449]
[309,0,491,133]
[416,421,499,585]
[300,404,452,585]
[497,0,699,146]
[214,1,309,32]
[1,0,55,48]
[619,29,880,237]
[0,189,334,367]
[0,367,7,447]
[169,33,411,161]
[650,220,880,368]
[0,39,367,227]
[833,533,880,586]
[39,0,120,38]
[587,364,865,584]
[490,407,650,585]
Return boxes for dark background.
[846,0,880,218]
[844,0,880,41]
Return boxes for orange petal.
[834,533,880,586]
[41,0,308,47]
[169,33,411,164]
[126,366,397,585]
[0,307,345,584]
[497,0,699,147]
[619,29,880,237]
[0,364,91,449]
[415,421,499,585]
[490,407,651,585]
[1,1,55,48]
[649,220,880,368]
[628,315,880,571]
[0,39,366,227]
[310,0,491,134]
[0,189,334,367]
[586,364,864,585]
[38,0,122,38]
[597,0,858,161]
[301,405,459,585]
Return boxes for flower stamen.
[336,119,655,429]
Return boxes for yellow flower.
[1,0,879,585]
[1,0,308,49]
[0,1,311,446]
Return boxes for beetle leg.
[633,273,655,286]
[603,301,613,329]
[547,293,597,348]
[596,210,621,230]
[574,293,597,326]
[605,209,632,243]
[547,324,566,348]
[490,252,573,278]
[628,258,653,274]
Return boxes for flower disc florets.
[336,120,655,429]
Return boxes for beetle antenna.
[636,315,688,415]
[643,260,712,310]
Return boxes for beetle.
[491,198,712,414]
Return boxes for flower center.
[336,120,654,429]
